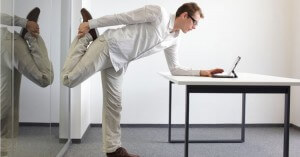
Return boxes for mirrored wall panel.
[1,0,70,156]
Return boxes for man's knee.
[39,70,54,87]
[62,74,77,88]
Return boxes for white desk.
[159,72,300,157]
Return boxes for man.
[1,8,53,156]
[62,2,223,157]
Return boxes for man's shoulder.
[145,4,162,10]
[141,5,167,26]
[145,5,169,15]
[145,5,171,25]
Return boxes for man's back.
[89,5,179,71]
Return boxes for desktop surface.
[159,72,300,86]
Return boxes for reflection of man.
[0,8,53,156]
[62,2,223,157]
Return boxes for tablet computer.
[212,56,241,78]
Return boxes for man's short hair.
[176,2,204,18]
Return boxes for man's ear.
[180,12,188,19]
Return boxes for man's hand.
[77,22,90,38]
[26,21,40,37]
[200,68,224,77]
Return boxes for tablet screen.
[227,56,241,75]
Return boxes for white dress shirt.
[88,5,199,76]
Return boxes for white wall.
[291,0,300,126]
[83,0,297,125]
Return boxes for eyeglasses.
[188,14,198,26]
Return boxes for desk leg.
[184,86,190,157]
[168,81,173,143]
[241,93,246,142]
[283,87,290,157]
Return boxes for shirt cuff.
[88,19,97,29]
[190,70,200,76]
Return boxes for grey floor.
[6,126,65,157]
[64,126,300,157]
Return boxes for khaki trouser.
[62,33,124,153]
[1,27,53,156]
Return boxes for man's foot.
[80,8,98,41]
[21,7,40,38]
[106,147,140,157]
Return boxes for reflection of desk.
[159,73,300,157]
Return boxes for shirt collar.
[168,14,176,31]
[168,14,180,37]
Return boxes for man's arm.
[164,43,223,77]
[1,13,40,37]
[78,5,162,37]
[1,13,27,27]
[89,5,161,28]
[164,43,200,76]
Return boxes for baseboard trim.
[19,122,59,127]
[71,139,82,143]
[291,124,300,131]
[90,123,290,128]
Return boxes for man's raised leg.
[62,34,112,88]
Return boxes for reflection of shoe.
[21,7,40,39]
[80,8,98,41]
[106,147,140,157]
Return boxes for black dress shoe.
[21,7,40,38]
[80,8,98,41]
[106,147,140,157]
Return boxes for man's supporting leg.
[102,68,140,157]
[101,67,124,153]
